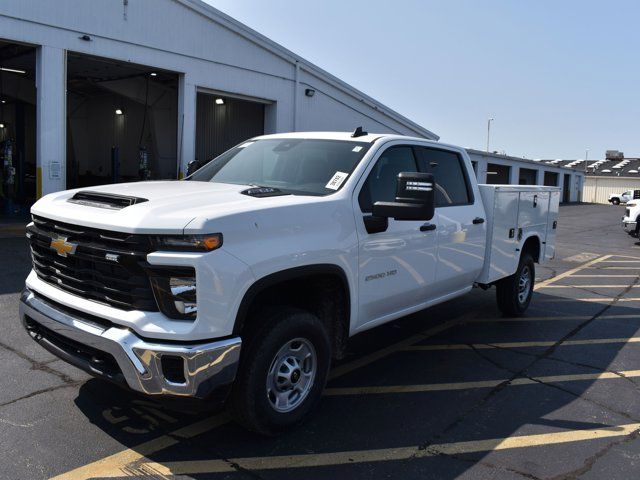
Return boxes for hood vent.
[68,191,148,210]
[241,187,289,198]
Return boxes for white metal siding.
[583,176,640,204]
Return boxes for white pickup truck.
[623,194,640,236]
[20,131,559,434]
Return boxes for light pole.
[585,148,589,173]
[486,118,494,152]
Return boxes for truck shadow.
[73,291,640,479]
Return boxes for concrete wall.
[584,176,640,204]
[0,0,437,196]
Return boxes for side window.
[358,146,418,213]
[414,147,472,206]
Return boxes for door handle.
[420,223,437,232]
[472,217,485,225]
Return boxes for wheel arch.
[521,234,541,263]
[233,264,351,359]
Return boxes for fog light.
[170,277,197,316]
[149,268,197,320]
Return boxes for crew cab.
[20,131,560,434]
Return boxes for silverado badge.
[50,236,78,257]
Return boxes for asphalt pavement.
[1,203,639,479]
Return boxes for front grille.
[27,215,158,311]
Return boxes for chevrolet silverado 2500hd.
[20,131,560,434]
[623,197,640,236]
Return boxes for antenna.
[351,126,368,138]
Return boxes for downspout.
[293,61,300,131]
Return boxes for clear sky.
[203,0,639,160]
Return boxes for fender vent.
[68,191,148,210]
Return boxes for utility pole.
[486,118,494,152]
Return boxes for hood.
[31,181,312,234]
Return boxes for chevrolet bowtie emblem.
[50,236,78,257]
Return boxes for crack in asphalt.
[0,339,77,385]
[429,451,544,480]
[0,383,81,409]
[550,428,640,480]
[412,275,640,473]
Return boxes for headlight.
[149,267,197,320]
[151,233,222,252]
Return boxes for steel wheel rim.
[266,337,317,413]
[518,265,532,304]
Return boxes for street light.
[585,148,589,173]
[486,118,494,152]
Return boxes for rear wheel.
[612,198,620,205]
[230,308,330,435]
[496,253,535,316]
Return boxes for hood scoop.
[67,191,149,210]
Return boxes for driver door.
[354,145,439,331]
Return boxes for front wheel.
[230,308,331,435]
[496,253,535,316]
[612,198,621,205]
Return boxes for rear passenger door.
[414,147,486,297]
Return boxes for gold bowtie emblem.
[50,236,78,257]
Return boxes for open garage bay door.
[194,92,265,169]
[66,52,178,188]
[0,40,36,219]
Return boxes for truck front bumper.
[622,219,637,233]
[19,289,241,398]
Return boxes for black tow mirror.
[186,160,200,177]
[372,172,435,221]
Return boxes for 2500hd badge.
[365,269,398,282]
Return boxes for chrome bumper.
[19,289,241,398]
[622,219,637,233]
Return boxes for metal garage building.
[467,150,585,203]
[0,0,437,217]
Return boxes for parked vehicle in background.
[623,198,640,237]
[20,130,560,434]
[608,190,635,205]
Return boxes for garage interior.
[519,167,537,185]
[66,53,180,188]
[0,40,37,218]
[194,91,265,170]
[485,163,511,184]
[544,171,559,186]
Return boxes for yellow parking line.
[403,337,640,351]
[136,423,640,475]
[538,285,637,288]
[534,255,611,290]
[50,412,232,480]
[323,370,640,396]
[537,298,640,303]
[570,274,638,278]
[600,267,640,270]
[601,260,640,263]
[470,314,639,322]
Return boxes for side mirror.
[186,160,200,176]
[372,172,435,221]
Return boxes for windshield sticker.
[238,141,255,148]
[352,146,363,152]
[326,171,349,190]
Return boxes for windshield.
[187,138,372,196]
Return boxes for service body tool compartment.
[476,185,561,284]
